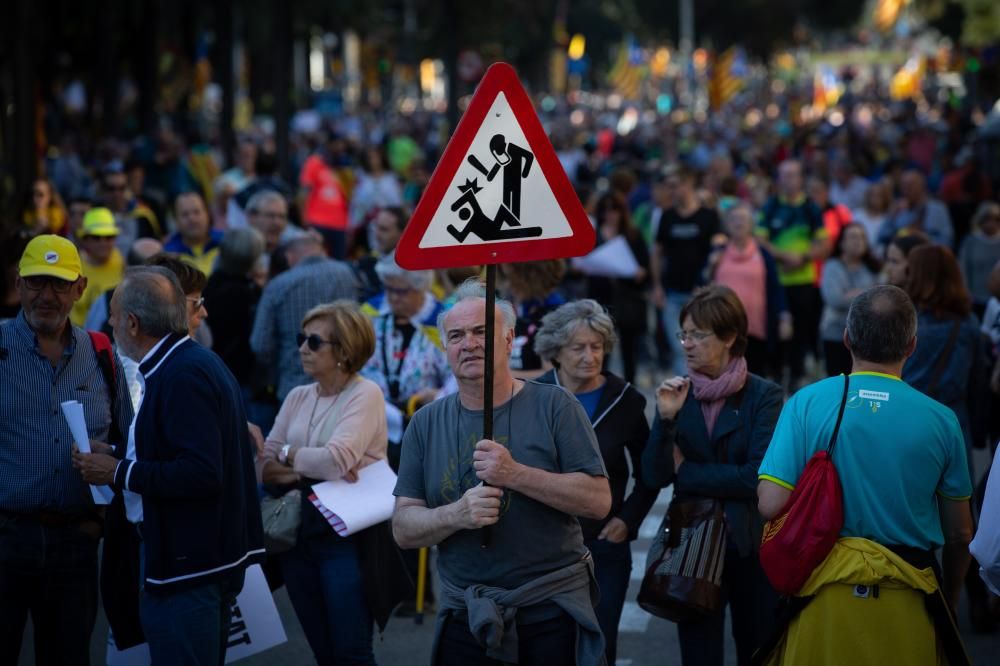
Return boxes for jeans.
[139,566,243,666]
[676,549,777,666]
[587,538,632,665]
[281,532,375,665]
[437,608,578,666]
[0,514,99,666]
[663,291,693,377]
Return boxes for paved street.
[17,377,999,665]
[21,468,997,665]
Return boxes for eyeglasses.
[297,332,335,351]
[248,210,287,221]
[22,276,77,293]
[385,285,416,297]
[187,296,205,310]
[675,330,715,344]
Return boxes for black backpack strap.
[827,374,850,457]
[88,330,123,449]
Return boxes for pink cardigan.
[259,375,388,482]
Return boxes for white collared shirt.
[122,335,189,524]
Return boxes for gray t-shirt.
[394,380,607,590]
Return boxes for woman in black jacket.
[642,285,782,666]
[534,299,659,665]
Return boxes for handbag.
[759,374,849,595]
[260,401,341,553]
[261,488,301,554]
[637,497,727,622]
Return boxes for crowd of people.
[2,73,1000,666]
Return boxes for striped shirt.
[0,312,134,514]
[250,255,359,400]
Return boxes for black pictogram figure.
[467,134,535,222]
[446,179,543,243]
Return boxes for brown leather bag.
[637,498,727,622]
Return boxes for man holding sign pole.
[0,235,133,666]
[392,280,612,665]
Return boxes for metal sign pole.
[481,264,496,548]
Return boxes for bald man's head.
[127,238,165,266]
[117,266,189,338]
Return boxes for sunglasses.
[297,332,335,351]
[187,296,205,310]
[22,276,77,293]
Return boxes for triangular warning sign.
[396,63,595,270]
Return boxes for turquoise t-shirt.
[758,372,972,550]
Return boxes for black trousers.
[0,515,99,666]
[823,340,853,378]
[676,549,777,666]
[782,285,822,381]
[437,609,577,666]
[745,336,776,380]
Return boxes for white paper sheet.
[310,459,397,536]
[570,235,641,278]
[60,400,113,505]
[385,402,404,444]
[106,564,287,665]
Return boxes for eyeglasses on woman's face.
[297,332,335,352]
[675,329,715,345]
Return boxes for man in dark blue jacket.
[75,266,265,665]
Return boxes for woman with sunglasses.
[259,300,408,664]
[642,285,783,666]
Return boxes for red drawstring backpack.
[760,374,849,595]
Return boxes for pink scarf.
[689,357,748,439]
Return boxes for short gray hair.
[533,299,617,363]
[375,253,434,291]
[438,277,517,340]
[245,190,288,215]
[118,266,188,338]
[218,227,265,276]
[846,285,916,364]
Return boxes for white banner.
[106,564,286,665]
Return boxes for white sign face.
[106,564,287,665]
[418,92,574,249]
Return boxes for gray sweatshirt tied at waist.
[433,554,607,665]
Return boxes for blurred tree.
[915,0,1000,47]
[630,0,867,56]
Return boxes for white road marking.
[618,601,653,633]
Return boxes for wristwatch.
[279,444,292,465]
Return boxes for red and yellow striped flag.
[709,47,745,111]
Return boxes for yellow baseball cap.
[18,235,83,282]
[79,207,120,237]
